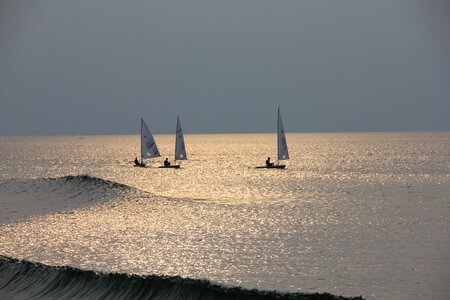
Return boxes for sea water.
[0,133,449,299]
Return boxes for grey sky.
[1,0,449,135]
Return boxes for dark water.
[0,255,361,300]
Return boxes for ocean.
[0,133,449,299]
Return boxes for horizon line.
[1,129,449,138]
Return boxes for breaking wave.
[0,255,362,300]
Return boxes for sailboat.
[256,107,289,169]
[135,118,160,167]
[159,116,187,169]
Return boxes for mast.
[140,118,144,162]
[277,107,280,165]
[174,116,178,162]
[277,107,279,165]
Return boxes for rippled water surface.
[0,133,449,299]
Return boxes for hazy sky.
[1,0,449,135]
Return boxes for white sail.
[277,107,289,160]
[141,118,160,160]
[174,116,187,161]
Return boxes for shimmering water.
[0,133,449,299]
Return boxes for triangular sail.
[141,118,160,160]
[174,116,187,161]
[277,107,289,160]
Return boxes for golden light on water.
[0,132,449,299]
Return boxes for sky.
[0,0,449,135]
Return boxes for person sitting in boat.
[134,157,140,166]
[266,157,274,167]
[164,158,171,167]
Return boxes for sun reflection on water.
[0,132,449,299]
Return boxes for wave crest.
[59,174,132,190]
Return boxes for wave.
[0,175,147,223]
[56,174,132,189]
[0,255,363,300]
[0,174,135,199]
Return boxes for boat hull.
[256,165,286,169]
[158,165,181,169]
